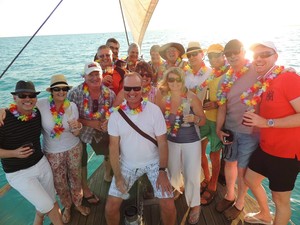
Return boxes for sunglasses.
[224,50,241,58]
[51,87,69,92]
[17,93,37,99]
[98,54,111,59]
[187,51,200,58]
[123,86,142,92]
[167,77,182,83]
[139,72,152,78]
[92,99,98,113]
[208,52,223,59]
[253,51,276,60]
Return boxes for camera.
[222,129,234,143]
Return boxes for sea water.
[0,28,299,224]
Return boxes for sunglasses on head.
[224,50,241,58]
[253,51,276,60]
[167,77,182,83]
[17,93,37,99]
[51,87,69,92]
[98,54,111,59]
[187,51,200,58]
[123,86,142,92]
[208,52,223,59]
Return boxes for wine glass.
[181,98,191,127]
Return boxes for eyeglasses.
[253,51,276,60]
[123,86,142,92]
[224,50,241,58]
[98,54,111,59]
[17,93,37,99]
[187,51,200,58]
[208,52,223,59]
[167,77,182,83]
[92,99,98,113]
[139,72,152,78]
[51,87,69,92]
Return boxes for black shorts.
[248,146,299,192]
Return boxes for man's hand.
[156,171,172,197]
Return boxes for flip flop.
[200,189,216,206]
[188,206,201,225]
[62,207,71,224]
[84,193,100,204]
[75,205,91,216]
[215,198,235,213]
[223,205,244,221]
[244,212,273,225]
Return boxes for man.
[199,44,229,206]
[243,41,300,225]
[215,39,259,220]
[106,37,120,62]
[159,42,186,71]
[105,72,176,225]
[68,61,115,204]
[0,81,63,225]
[96,45,124,95]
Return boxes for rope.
[0,0,64,80]
[118,0,130,47]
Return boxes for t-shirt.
[103,70,123,95]
[108,102,166,169]
[0,109,43,173]
[259,72,300,159]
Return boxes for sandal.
[188,206,201,224]
[75,205,91,216]
[223,205,243,221]
[200,189,216,206]
[62,207,71,224]
[200,179,209,195]
[84,193,100,204]
[215,197,235,213]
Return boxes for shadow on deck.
[65,163,260,225]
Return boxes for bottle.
[124,205,142,225]
[203,87,210,105]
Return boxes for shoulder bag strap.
[118,108,158,147]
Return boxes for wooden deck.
[64,163,260,225]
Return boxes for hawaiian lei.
[49,95,70,138]
[240,65,284,106]
[8,103,37,121]
[217,60,251,105]
[164,92,186,137]
[142,85,151,94]
[83,83,111,119]
[109,98,148,116]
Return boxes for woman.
[38,74,90,223]
[113,61,158,106]
[156,67,206,225]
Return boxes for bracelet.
[71,123,83,132]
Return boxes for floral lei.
[49,95,70,138]
[240,65,284,106]
[164,57,182,68]
[109,98,148,116]
[164,92,185,137]
[217,60,251,105]
[83,83,111,119]
[142,85,151,94]
[8,103,37,121]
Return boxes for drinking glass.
[181,98,191,127]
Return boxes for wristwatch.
[159,167,167,172]
[267,119,275,127]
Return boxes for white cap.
[250,41,277,53]
[84,61,102,76]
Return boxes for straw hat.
[182,41,205,58]
[11,80,40,95]
[46,74,72,92]
[159,42,185,60]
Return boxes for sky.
[0,0,300,38]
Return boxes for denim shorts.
[223,131,259,168]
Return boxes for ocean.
[0,29,299,224]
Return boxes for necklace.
[240,65,284,106]
[164,92,185,137]
[83,83,111,119]
[217,60,251,105]
[142,85,151,94]
[49,95,70,138]
[8,104,37,121]
[109,98,148,116]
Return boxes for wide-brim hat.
[46,74,72,92]
[159,42,185,60]
[250,41,277,53]
[11,80,40,95]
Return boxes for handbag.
[118,108,158,147]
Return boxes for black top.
[0,109,43,173]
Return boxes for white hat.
[250,41,277,53]
[84,61,102,76]
[46,74,72,92]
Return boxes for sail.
[119,0,158,48]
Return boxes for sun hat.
[83,61,102,76]
[224,39,244,53]
[250,41,277,53]
[182,41,206,58]
[207,44,224,54]
[11,80,40,95]
[159,42,185,60]
[46,74,72,92]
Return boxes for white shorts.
[5,156,56,214]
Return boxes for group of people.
[0,37,299,225]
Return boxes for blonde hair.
[158,67,187,96]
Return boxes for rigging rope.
[119,0,130,47]
[0,0,64,80]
